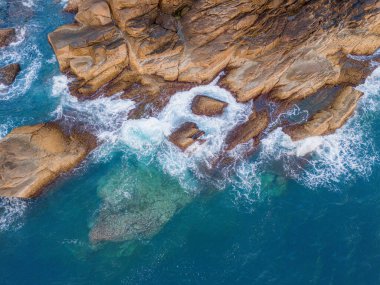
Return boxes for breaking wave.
[50,64,380,196]
[233,66,380,202]
[0,24,42,101]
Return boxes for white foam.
[50,64,380,194]
[0,26,42,101]
[22,0,35,8]
[0,198,28,232]
[9,27,26,47]
[117,83,252,190]
[254,67,380,189]
[51,75,136,156]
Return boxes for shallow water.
[1,1,380,284]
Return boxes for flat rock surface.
[169,122,205,151]
[191,95,228,117]
[0,123,96,198]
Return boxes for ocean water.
[1,1,380,284]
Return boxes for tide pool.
[1,0,380,284]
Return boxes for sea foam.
[50,64,380,195]
[0,198,28,232]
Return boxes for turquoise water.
[1,1,380,284]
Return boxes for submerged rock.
[284,87,363,141]
[191,95,228,117]
[0,63,20,85]
[169,122,205,151]
[0,123,96,198]
[90,164,191,242]
[0,28,15,48]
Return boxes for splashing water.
[237,66,380,198]
[0,198,28,232]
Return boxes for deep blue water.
[1,1,380,284]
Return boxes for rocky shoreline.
[1,0,380,199]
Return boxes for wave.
[0,198,28,232]
[0,25,42,101]
[50,64,380,196]
[232,66,380,202]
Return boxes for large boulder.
[75,0,112,26]
[0,123,96,198]
[191,95,228,117]
[0,63,20,85]
[0,28,15,48]
[169,122,205,151]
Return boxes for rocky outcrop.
[169,122,205,151]
[191,95,228,117]
[0,123,96,198]
[50,0,380,148]
[0,28,15,48]
[284,87,363,141]
[0,63,20,85]
[226,110,269,151]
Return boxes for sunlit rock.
[0,123,96,198]
[284,87,363,141]
[191,95,228,117]
[49,0,380,148]
[169,122,205,151]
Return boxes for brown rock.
[75,0,112,26]
[191,95,228,117]
[0,123,96,198]
[0,28,15,48]
[284,86,363,141]
[169,122,205,151]
[0,63,20,85]
[49,0,380,150]
[225,110,269,151]
[50,0,380,103]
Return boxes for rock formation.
[0,123,96,198]
[0,63,20,85]
[226,110,269,151]
[169,122,205,151]
[49,0,380,150]
[191,95,228,117]
[284,87,363,141]
[0,28,15,48]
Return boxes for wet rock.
[225,110,269,151]
[169,122,205,151]
[284,87,363,141]
[0,28,15,48]
[0,63,20,86]
[49,0,380,147]
[90,164,191,242]
[191,95,228,117]
[0,123,96,198]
